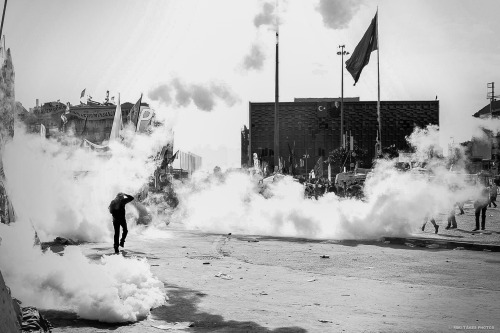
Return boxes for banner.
[313,156,324,179]
[128,95,143,130]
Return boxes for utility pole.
[487,82,499,117]
[337,45,349,148]
[274,1,280,171]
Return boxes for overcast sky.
[3,0,500,169]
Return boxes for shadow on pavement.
[39,310,126,331]
[151,284,307,333]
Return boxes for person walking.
[473,187,489,231]
[422,215,439,234]
[445,207,458,230]
[488,182,498,208]
[109,192,134,254]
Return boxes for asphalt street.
[43,223,500,333]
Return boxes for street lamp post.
[337,45,349,149]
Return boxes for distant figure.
[422,216,439,234]
[445,206,457,230]
[456,201,465,215]
[489,183,498,208]
[473,187,489,231]
[109,193,135,254]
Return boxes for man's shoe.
[114,247,119,254]
[421,225,425,231]
[445,226,450,230]
[434,226,439,234]
[450,226,457,229]
[472,228,479,231]
[119,240,125,248]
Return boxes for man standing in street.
[473,187,489,231]
[488,181,498,208]
[109,192,135,254]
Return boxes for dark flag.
[128,94,143,130]
[80,88,86,98]
[345,12,378,85]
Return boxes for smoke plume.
[148,78,240,111]
[316,0,363,30]
[0,115,172,322]
[171,125,483,239]
[242,43,266,71]
[254,2,276,28]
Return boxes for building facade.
[245,99,439,174]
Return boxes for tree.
[329,146,368,172]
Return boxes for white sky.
[3,0,500,169]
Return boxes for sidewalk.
[385,202,500,251]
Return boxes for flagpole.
[274,0,280,172]
[376,9,381,154]
[0,0,7,42]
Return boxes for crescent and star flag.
[80,88,86,98]
[345,12,378,85]
[128,94,143,130]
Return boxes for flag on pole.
[313,156,324,179]
[80,88,86,98]
[109,94,122,143]
[128,94,143,130]
[345,12,378,85]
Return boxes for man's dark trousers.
[113,220,128,249]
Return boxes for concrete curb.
[382,236,500,252]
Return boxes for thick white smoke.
[172,125,483,239]
[0,116,172,322]
[2,123,171,241]
[0,221,165,322]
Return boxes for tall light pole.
[337,45,349,149]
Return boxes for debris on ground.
[203,262,210,265]
[151,321,194,330]
[54,236,78,245]
[215,272,233,280]
[405,243,416,248]
[307,278,317,282]
[320,255,330,258]
[20,305,53,332]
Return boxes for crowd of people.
[422,180,499,234]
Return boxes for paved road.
[42,224,500,333]
[417,202,500,245]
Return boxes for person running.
[109,192,134,254]
[422,216,439,234]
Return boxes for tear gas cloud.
[148,78,240,112]
[0,117,172,322]
[253,2,276,28]
[172,125,484,239]
[2,122,172,241]
[0,221,165,322]
[242,43,266,71]
[316,0,363,30]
